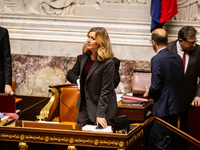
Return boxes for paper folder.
[121,95,152,102]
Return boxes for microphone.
[17,90,51,121]
[59,90,78,117]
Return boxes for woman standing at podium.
[67,27,117,128]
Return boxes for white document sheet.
[82,125,113,133]
[1,116,9,121]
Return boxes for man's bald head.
[151,28,168,46]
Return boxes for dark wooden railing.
[141,116,200,149]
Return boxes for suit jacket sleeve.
[67,55,81,84]
[3,28,12,86]
[113,57,120,88]
[149,57,162,101]
[196,58,200,97]
[196,83,200,96]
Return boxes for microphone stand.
[59,90,77,117]
[15,91,51,127]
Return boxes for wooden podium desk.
[116,100,153,122]
[189,106,200,150]
[0,120,144,150]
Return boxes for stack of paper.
[82,125,113,133]
[1,116,9,121]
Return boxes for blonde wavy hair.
[83,27,114,61]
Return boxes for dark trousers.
[176,109,189,150]
[77,103,94,126]
[151,114,178,150]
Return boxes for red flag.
[160,0,178,23]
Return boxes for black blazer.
[168,40,200,109]
[81,46,120,89]
[67,53,117,122]
[0,27,12,93]
[149,48,185,117]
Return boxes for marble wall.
[12,54,75,96]
[1,0,200,96]
[12,54,150,96]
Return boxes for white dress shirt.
[157,47,166,54]
[176,41,189,73]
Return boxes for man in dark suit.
[167,26,200,150]
[0,26,12,94]
[144,28,185,150]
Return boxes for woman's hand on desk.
[96,117,107,128]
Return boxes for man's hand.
[96,117,107,128]
[143,86,149,97]
[192,96,200,105]
[4,85,12,94]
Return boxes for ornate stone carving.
[196,0,200,21]
[78,0,85,5]
[36,0,77,15]
[23,0,40,14]
[176,0,199,21]
[100,0,149,4]
[103,0,121,3]
[0,0,12,12]
[123,0,135,4]
[0,0,39,14]
[136,0,148,4]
